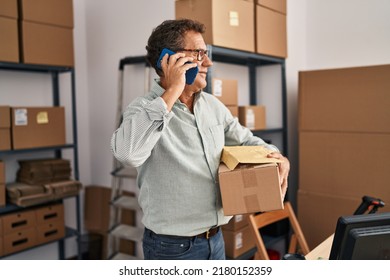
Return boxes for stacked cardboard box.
[0,0,19,62]
[176,0,287,58]
[0,106,11,151]
[298,64,390,248]
[11,106,66,150]
[255,0,287,58]
[222,214,256,258]
[5,158,81,207]
[83,185,137,259]
[238,105,266,130]
[6,182,51,207]
[19,0,74,66]
[6,180,81,207]
[0,161,5,207]
[0,202,64,257]
[0,216,3,256]
[212,78,238,117]
[17,158,72,184]
[176,0,255,52]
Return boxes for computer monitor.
[329,212,390,260]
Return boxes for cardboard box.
[0,17,19,63]
[0,183,5,207]
[238,105,266,130]
[35,203,64,225]
[297,190,364,249]
[0,0,18,18]
[212,78,238,106]
[11,106,66,149]
[45,180,82,200]
[0,106,11,129]
[84,186,137,259]
[17,158,72,185]
[226,106,238,117]
[3,227,37,255]
[20,21,74,67]
[0,236,3,257]
[36,220,65,245]
[222,214,249,231]
[0,129,11,151]
[223,225,256,258]
[257,0,286,14]
[255,4,287,58]
[2,209,36,235]
[218,146,282,215]
[0,161,5,207]
[0,106,11,151]
[299,131,390,202]
[6,181,56,208]
[84,185,113,232]
[19,0,73,28]
[299,65,390,133]
[176,0,255,52]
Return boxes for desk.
[305,234,334,260]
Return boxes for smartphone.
[156,48,199,85]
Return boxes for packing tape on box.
[244,194,260,214]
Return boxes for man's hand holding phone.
[157,48,199,85]
[157,48,199,111]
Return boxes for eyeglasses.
[176,48,208,61]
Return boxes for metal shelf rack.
[0,61,81,260]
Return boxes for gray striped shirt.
[111,79,279,236]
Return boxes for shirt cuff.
[143,97,173,121]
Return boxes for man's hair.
[146,19,205,76]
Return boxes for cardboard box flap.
[221,146,282,170]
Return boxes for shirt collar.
[151,78,203,106]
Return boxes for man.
[111,19,290,260]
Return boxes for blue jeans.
[142,228,226,260]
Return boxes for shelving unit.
[0,61,81,260]
[206,45,288,155]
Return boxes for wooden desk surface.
[305,234,334,260]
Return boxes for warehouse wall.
[306,0,390,69]
[83,0,176,187]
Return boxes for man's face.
[180,31,213,91]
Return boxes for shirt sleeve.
[110,96,174,167]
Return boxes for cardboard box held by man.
[219,146,283,216]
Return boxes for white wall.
[84,0,176,188]
[306,0,390,69]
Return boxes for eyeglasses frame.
[175,48,209,61]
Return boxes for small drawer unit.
[3,227,37,255]
[36,221,65,245]
[2,209,36,235]
[35,203,64,225]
